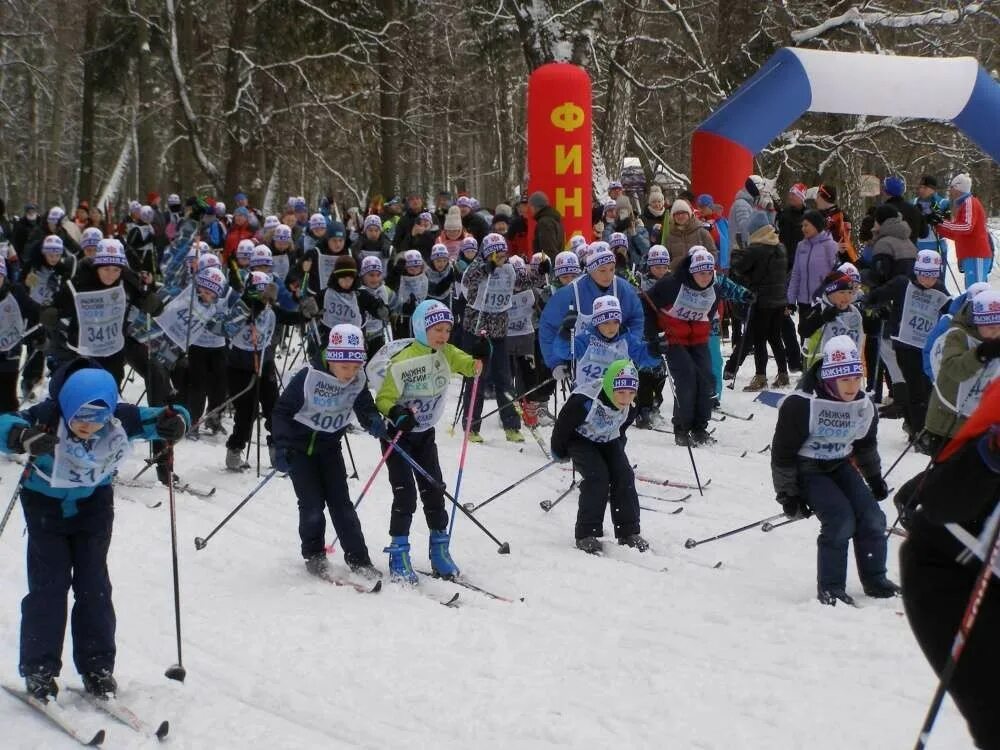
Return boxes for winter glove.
[925,211,944,226]
[7,425,58,456]
[467,335,492,360]
[401,296,417,316]
[537,258,552,275]
[778,493,812,520]
[821,304,841,323]
[366,418,389,440]
[642,360,666,379]
[274,448,291,474]
[656,333,670,356]
[867,475,890,501]
[299,296,319,319]
[387,405,418,433]
[376,302,391,322]
[156,408,188,443]
[140,293,165,316]
[558,309,578,340]
[552,363,572,382]
[976,339,1000,362]
[39,307,61,330]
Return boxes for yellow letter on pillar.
[556,188,583,219]
[554,145,582,176]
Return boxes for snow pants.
[288,442,370,565]
[801,462,887,592]
[19,487,115,679]
[895,343,930,434]
[665,343,713,433]
[461,330,519,432]
[182,345,228,424]
[383,428,448,537]
[569,437,640,541]
[226,361,279,453]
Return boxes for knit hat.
[328,221,346,239]
[94,239,127,268]
[873,204,900,225]
[527,192,548,210]
[292,198,308,212]
[914,249,942,278]
[817,184,837,203]
[456,196,472,208]
[971,290,1000,326]
[602,200,618,218]
[247,271,272,295]
[803,210,826,234]
[688,247,715,274]
[273,224,292,242]
[250,244,273,269]
[602,359,639,405]
[418,211,433,225]
[744,175,764,198]
[236,239,255,262]
[950,173,972,194]
[167,194,181,207]
[334,254,358,277]
[263,215,280,231]
[430,244,450,262]
[919,175,939,189]
[139,205,155,223]
[554,251,581,277]
[591,295,622,326]
[309,213,327,231]
[608,232,628,250]
[234,192,248,203]
[837,262,861,284]
[647,186,665,207]
[403,249,425,269]
[363,215,382,231]
[820,335,863,381]
[509,255,525,270]
[480,232,507,259]
[198,252,221,270]
[671,199,692,216]
[59,368,118,426]
[128,200,142,214]
[493,204,513,220]
[412,299,454,346]
[615,196,632,219]
[460,236,478,255]
[42,235,64,255]
[967,281,990,300]
[608,181,623,191]
[48,206,66,224]
[823,272,855,296]
[196,266,227,297]
[586,243,615,272]
[883,175,906,198]
[80,227,103,250]
[696,193,714,208]
[569,235,587,251]
[746,210,772,237]
[360,256,383,276]
[326,324,367,363]
[647,245,670,267]
[444,206,462,232]
[531,252,546,271]
[788,183,808,202]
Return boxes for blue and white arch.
[691,48,1000,210]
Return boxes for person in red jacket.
[223,207,256,264]
[932,172,993,287]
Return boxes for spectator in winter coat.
[393,195,425,253]
[869,205,918,286]
[665,200,717,271]
[787,210,839,323]
[729,176,766,249]
[507,197,532,258]
[933,173,993,286]
[11,203,42,260]
[641,186,667,246]
[777,183,807,272]
[457,196,488,243]
[528,192,565,261]
[436,207,471,262]
[222,207,255,264]
[352,215,393,266]
[815,184,858,264]
[24,207,81,267]
[603,199,650,270]
[882,175,924,243]
[432,191,451,230]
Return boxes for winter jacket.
[641,207,666,245]
[392,209,424,253]
[223,223,255,264]
[11,216,41,259]
[821,206,857,263]
[786,231,838,304]
[729,224,788,309]
[885,196,924,243]
[602,220,651,270]
[870,216,918,286]
[776,206,805,271]
[728,190,756,249]
[460,258,534,338]
[549,323,660,373]
[665,218,717,272]
[351,234,393,266]
[24,221,82,268]
[644,254,719,347]
[936,193,992,261]
[863,274,949,343]
[532,205,565,260]
[462,212,490,244]
[374,340,475,419]
[550,391,635,459]
[922,291,971,378]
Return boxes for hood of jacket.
[749,224,780,246]
[875,215,911,242]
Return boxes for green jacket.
[375,340,474,422]
[925,305,988,439]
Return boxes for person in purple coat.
[787,210,839,337]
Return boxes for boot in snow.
[226,448,249,471]
[771,372,790,388]
[862,576,902,598]
[504,428,525,443]
[634,408,654,430]
[345,552,382,580]
[429,529,460,578]
[82,669,117,699]
[24,671,58,702]
[467,432,484,444]
[817,588,856,607]
[202,413,226,435]
[304,554,329,578]
[575,536,603,555]
[742,374,768,392]
[691,428,717,446]
[156,464,180,487]
[384,536,418,584]
[618,533,650,552]
[674,430,691,447]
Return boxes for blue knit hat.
[58,368,118,425]
[746,210,772,237]
[412,300,453,346]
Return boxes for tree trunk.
[222,0,251,199]
[76,4,100,202]
[135,3,157,198]
[376,0,398,198]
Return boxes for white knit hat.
[820,335,864,381]
[914,249,942,277]
[971,290,1000,326]
[950,173,972,194]
[591,295,622,326]
[671,199,693,216]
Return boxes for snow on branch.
[792,3,986,44]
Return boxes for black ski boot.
[862,576,902,598]
[618,533,650,552]
[575,537,603,555]
[634,408,654,430]
[674,430,691,447]
[817,588,856,607]
[304,554,329,578]
[156,464,180,487]
[345,553,383,580]
[691,428,716,446]
[82,669,117,699]
[24,671,58,702]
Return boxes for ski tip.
[713,561,724,569]
[539,501,552,511]
[442,592,460,607]
[89,729,106,746]
[671,507,684,514]
[497,542,511,555]
[155,721,169,740]
[371,579,383,593]
[683,538,697,549]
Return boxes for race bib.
[391,350,452,431]
[470,264,516,313]
[667,283,715,323]
[317,254,338,287]
[797,396,873,461]
[71,283,127,357]
[575,335,628,397]
[0,294,25,352]
[398,274,429,305]
[293,368,365,433]
[322,289,361,329]
[156,286,214,349]
[576,395,627,443]
[46,419,131,489]
[231,308,276,352]
[894,284,948,349]
[272,253,290,281]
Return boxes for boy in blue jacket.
[0,360,189,701]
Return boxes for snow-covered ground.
[0,343,981,749]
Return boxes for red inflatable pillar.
[527,63,593,247]
[690,130,753,215]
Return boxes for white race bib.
[322,289,361,329]
[470,264,516,313]
[0,293,25,352]
[398,274,429,305]
[894,284,949,349]
[317,254,338,287]
[231,308,276,352]
[390,350,452,431]
[797,395,873,461]
[506,290,535,336]
[293,368,365,433]
[156,286,214,349]
[46,418,131,489]
[666,283,715,323]
[71,283,127,357]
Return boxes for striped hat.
[586,242,614,272]
[42,235,64,255]
[326,324,367,363]
[360,256,383,276]
[608,232,628,250]
[273,224,292,242]
[403,249,424,268]
[820,335,864,381]
[236,239,255,262]
[460,237,479,255]
[647,245,670,267]
[94,239,127,267]
[430,244,450,262]
[480,233,507,259]
[196,266,227,297]
[555,251,581,277]
[250,245,273,269]
[971,290,1000,326]
[914,249,942,278]
[591,295,622,326]
[363,215,382,230]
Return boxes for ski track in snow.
[0,357,973,749]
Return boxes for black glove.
[274,448,291,474]
[779,493,812,520]
[867,476,889,501]
[299,296,319,319]
[925,211,944,226]
[821,304,841,322]
[156,408,187,443]
[656,333,670,356]
[537,258,552,275]
[367,418,389,440]
[8,425,58,456]
[401,296,417,316]
[39,307,61,329]
[558,309,578,340]
[467,336,491,359]
[387,405,418,433]
[642,360,666,378]
[977,339,1000,362]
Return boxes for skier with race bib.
[0,255,40,411]
[799,270,864,370]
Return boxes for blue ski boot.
[429,529,460,579]
[383,536,418,584]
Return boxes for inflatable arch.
[690,48,1000,211]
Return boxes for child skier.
[272,324,387,579]
[635,245,671,427]
[0,360,189,700]
[372,299,485,583]
[550,358,647,554]
[0,256,39,412]
[389,249,430,340]
[358,256,396,358]
[799,270,864,369]
[770,335,898,606]
[426,244,457,306]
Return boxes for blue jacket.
[0,360,189,516]
[922,292,970,378]
[550,324,660,372]
[715,218,732,270]
[539,274,646,369]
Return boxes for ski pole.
[163,445,186,683]
[327,433,402,553]
[476,377,557,422]
[912,501,1000,750]
[194,468,281,550]
[540,478,576,512]
[448,370,481,535]
[343,433,359,480]
[448,378,467,437]
[392,440,510,553]
[683,513,786,549]
[726,301,755,390]
[762,517,801,532]
[0,462,33,541]
[662,360,704,496]
[465,460,556,512]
